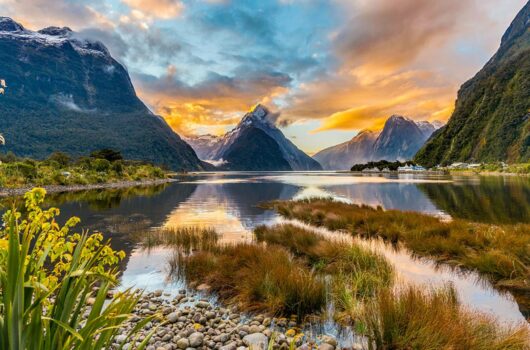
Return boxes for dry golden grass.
[177,243,326,318]
[361,285,530,350]
[254,224,393,300]
[138,226,218,253]
[268,199,530,295]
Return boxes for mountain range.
[415,2,530,166]
[314,116,442,170]
[186,105,322,171]
[0,17,209,171]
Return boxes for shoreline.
[0,178,176,197]
[112,289,345,350]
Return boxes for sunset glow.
[1,0,526,151]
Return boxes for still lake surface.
[28,172,530,324]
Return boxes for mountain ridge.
[187,105,322,171]
[0,17,209,171]
[314,116,441,170]
[414,2,530,166]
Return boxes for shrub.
[0,188,154,349]
[91,158,111,172]
[90,149,123,162]
[47,151,71,167]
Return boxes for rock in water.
[243,333,269,350]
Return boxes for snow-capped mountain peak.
[186,104,322,170]
[0,17,109,57]
[0,17,24,32]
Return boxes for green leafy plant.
[0,188,154,349]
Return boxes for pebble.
[107,291,340,350]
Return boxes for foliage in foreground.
[0,150,166,188]
[268,199,530,293]
[0,188,153,349]
[361,285,529,350]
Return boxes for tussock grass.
[139,226,218,253]
[268,199,530,294]
[177,243,326,318]
[361,285,530,350]
[255,224,393,300]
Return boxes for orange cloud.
[122,0,184,20]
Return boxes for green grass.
[268,199,530,295]
[361,285,529,350]
[176,243,326,318]
[0,152,167,188]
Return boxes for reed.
[268,199,530,292]
[139,226,218,253]
[361,285,530,350]
[178,243,326,318]
[254,224,393,321]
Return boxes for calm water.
[16,172,530,324]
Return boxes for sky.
[0,0,527,153]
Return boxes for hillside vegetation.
[0,150,167,188]
[415,2,530,166]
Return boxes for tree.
[90,148,123,162]
[47,151,71,167]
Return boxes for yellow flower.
[0,238,8,250]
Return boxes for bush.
[90,149,123,162]
[0,188,155,349]
[47,151,71,167]
[91,158,111,172]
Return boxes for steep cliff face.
[415,2,530,166]
[0,17,208,171]
[372,115,432,162]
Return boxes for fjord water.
[38,172,529,323]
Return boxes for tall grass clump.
[138,227,218,253]
[361,285,530,350]
[268,199,530,292]
[177,243,326,318]
[255,224,393,321]
[0,188,153,349]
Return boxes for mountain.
[313,130,379,170]
[313,116,441,170]
[415,2,530,167]
[184,134,220,161]
[0,17,208,171]
[221,127,292,171]
[187,105,322,171]
[372,115,434,161]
